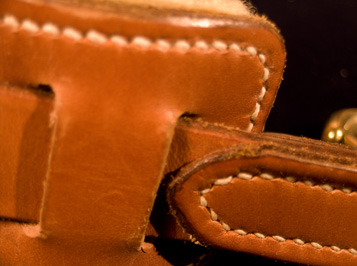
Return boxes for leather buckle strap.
[163,119,357,266]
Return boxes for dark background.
[252,0,356,140]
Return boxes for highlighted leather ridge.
[1,14,269,132]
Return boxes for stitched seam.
[199,173,357,256]
[0,14,269,132]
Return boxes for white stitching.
[229,43,241,52]
[4,14,19,28]
[349,248,357,255]
[263,68,270,82]
[258,54,266,64]
[257,86,266,102]
[210,209,218,221]
[42,23,60,35]
[63,27,82,41]
[199,172,356,256]
[320,184,333,192]
[294,238,305,245]
[246,46,257,56]
[194,40,209,50]
[343,188,352,194]
[221,222,230,231]
[331,245,341,251]
[132,36,152,49]
[237,172,253,180]
[22,19,39,33]
[156,39,171,51]
[214,176,233,185]
[304,180,314,186]
[0,14,269,132]
[174,40,191,51]
[273,235,286,242]
[254,232,266,239]
[200,196,208,207]
[311,242,323,249]
[212,40,227,51]
[260,173,274,180]
[86,30,107,44]
[285,176,296,183]
[235,229,247,235]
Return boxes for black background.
[253,0,356,140]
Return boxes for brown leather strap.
[0,0,285,264]
[165,120,357,265]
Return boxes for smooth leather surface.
[166,120,357,266]
[0,0,285,264]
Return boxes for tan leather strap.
[164,120,357,265]
[0,0,285,264]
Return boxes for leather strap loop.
[166,121,357,266]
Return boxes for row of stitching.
[0,14,269,132]
[199,172,357,256]
[206,172,355,194]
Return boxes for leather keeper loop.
[167,141,357,266]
